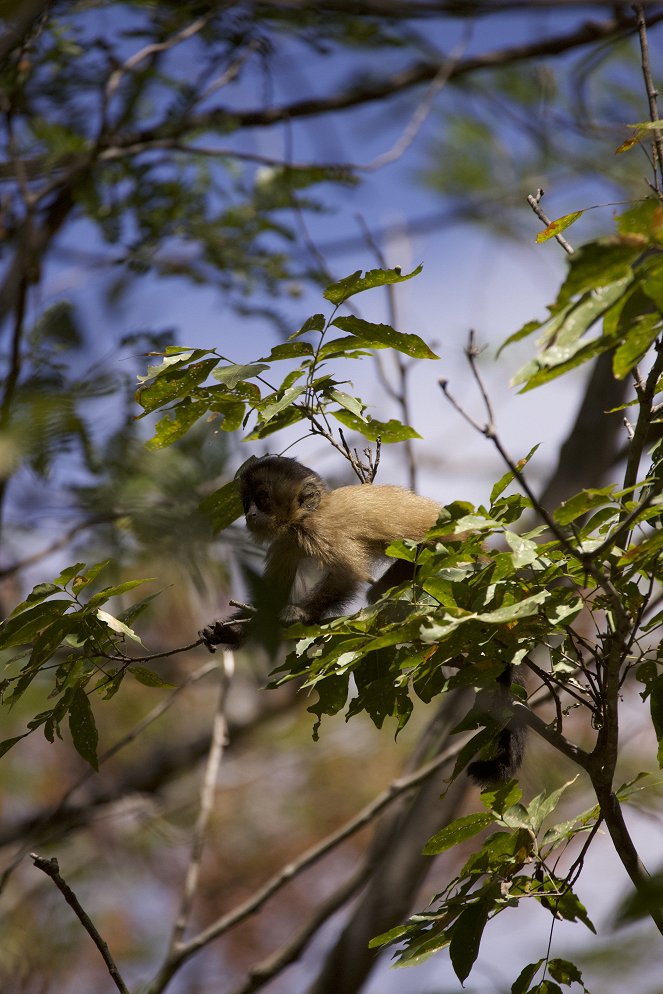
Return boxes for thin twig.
[633,3,663,194]
[230,861,371,994]
[356,213,417,489]
[31,853,129,994]
[170,652,234,949]
[526,188,575,255]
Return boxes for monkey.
[200,455,526,784]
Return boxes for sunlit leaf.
[535,211,584,243]
[323,265,422,305]
[333,315,438,359]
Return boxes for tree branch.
[31,853,129,994]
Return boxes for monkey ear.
[299,480,322,511]
[234,455,261,481]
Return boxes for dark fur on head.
[235,455,329,539]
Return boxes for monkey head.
[235,455,329,540]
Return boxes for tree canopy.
[2,3,663,994]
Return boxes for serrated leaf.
[423,812,495,855]
[536,211,584,243]
[333,315,438,359]
[323,264,422,305]
[96,609,144,645]
[68,685,99,770]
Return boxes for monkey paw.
[199,620,244,652]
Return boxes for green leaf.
[548,958,585,988]
[129,666,175,688]
[291,313,326,338]
[331,410,421,442]
[68,686,99,770]
[96,609,145,645]
[512,960,545,994]
[612,313,661,379]
[526,778,578,833]
[511,276,634,392]
[199,480,244,533]
[69,561,111,592]
[306,673,349,741]
[0,734,30,758]
[553,487,616,525]
[328,389,365,418]
[259,342,313,361]
[207,395,246,432]
[490,445,539,502]
[332,315,438,359]
[212,362,270,387]
[449,902,489,984]
[423,812,495,855]
[0,600,71,649]
[535,211,584,243]
[146,398,209,449]
[645,673,663,767]
[504,530,539,568]
[323,264,422,305]
[135,357,219,413]
[257,385,304,423]
[557,241,642,302]
[53,562,88,586]
[86,578,154,607]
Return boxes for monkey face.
[236,456,327,539]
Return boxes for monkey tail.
[467,723,527,786]
[466,665,527,786]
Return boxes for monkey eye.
[253,488,270,512]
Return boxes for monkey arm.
[200,538,301,651]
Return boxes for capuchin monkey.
[200,455,525,783]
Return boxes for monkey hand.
[199,618,247,652]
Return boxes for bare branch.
[31,853,129,994]
[169,653,234,949]
[633,3,663,194]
